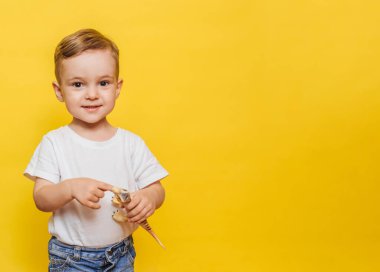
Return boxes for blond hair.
[54,29,119,83]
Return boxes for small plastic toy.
[111,187,165,249]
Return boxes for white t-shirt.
[24,125,168,247]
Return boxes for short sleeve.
[23,136,60,183]
[130,136,169,189]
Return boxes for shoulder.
[117,128,151,155]
[118,128,144,143]
[43,126,66,139]
[40,126,70,146]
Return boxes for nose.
[85,84,99,100]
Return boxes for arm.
[124,181,165,223]
[33,177,113,212]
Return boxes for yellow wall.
[0,0,379,271]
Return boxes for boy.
[23,28,168,271]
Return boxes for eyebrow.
[68,75,114,80]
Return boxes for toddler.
[23,28,168,271]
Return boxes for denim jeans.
[48,236,136,272]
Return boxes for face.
[53,49,123,127]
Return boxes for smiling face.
[53,49,123,127]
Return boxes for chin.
[73,116,107,125]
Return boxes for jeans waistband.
[49,236,133,262]
[50,236,133,251]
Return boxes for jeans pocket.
[125,244,136,264]
[49,255,70,272]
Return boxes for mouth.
[82,105,102,108]
[82,105,102,111]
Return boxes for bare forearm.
[33,179,74,212]
[34,177,113,212]
[142,182,165,209]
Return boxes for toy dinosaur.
[111,187,165,249]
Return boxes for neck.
[68,118,117,141]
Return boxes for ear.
[52,81,64,102]
[115,78,123,99]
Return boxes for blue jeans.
[48,236,136,272]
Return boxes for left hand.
[124,190,156,223]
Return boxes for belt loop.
[124,236,131,247]
[73,246,81,261]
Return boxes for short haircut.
[54,28,119,83]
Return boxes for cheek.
[65,93,82,102]
[104,93,117,103]
[64,96,82,110]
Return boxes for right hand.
[68,178,113,209]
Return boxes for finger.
[129,207,150,223]
[88,195,100,203]
[137,210,154,224]
[126,203,145,218]
[98,182,113,191]
[94,189,105,198]
[85,201,101,209]
[128,210,146,223]
[125,197,141,211]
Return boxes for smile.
[82,105,102,112]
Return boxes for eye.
[72,82,83,88]
[100,81,110,87]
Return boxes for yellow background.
[0,0,379,271]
